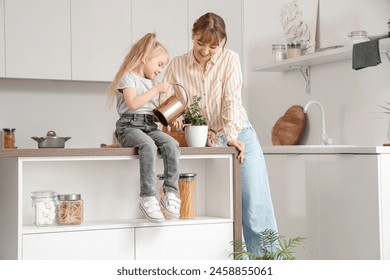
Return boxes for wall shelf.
[253,38,390,94]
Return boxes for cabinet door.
[131,0,188,72]
[318,154,381,260]
[264,154,319,259]
[188,0,242,58]
[22,228,135,260]
[0,0,5,77]
[4,0,71,79]
[71,0,132,82]
[135,223,233,260]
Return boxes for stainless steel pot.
[31,130,71,148]
[154,83,189,126]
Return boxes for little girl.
[108,33,181,222]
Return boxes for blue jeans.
[219,122,278,255]
[116,114,180,197]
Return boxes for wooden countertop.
[0,147,238,158]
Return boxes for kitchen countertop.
[262,145,390,154]
[0,147,238,158]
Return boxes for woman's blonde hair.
[192,12,227,48]
[108,33,168,104]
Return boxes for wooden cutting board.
[272,105,306,145]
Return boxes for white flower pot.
[185,125,208,147]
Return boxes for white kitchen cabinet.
[71,0,132,82]
[0,0,5,77]
[22,228,135,260]
[0,147,241,260]
[188,0,242,58]
[264,147,390,260]
[264,154,319,259]
[132,0,188,62]
[4,0,71,80]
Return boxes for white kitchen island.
[263,145,390,260]
[0,147,241,260]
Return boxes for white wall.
[243,0,390,146]
[0,79,117,148]
[1,0,390,148]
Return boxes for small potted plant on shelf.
[183,95,208,147]
[231,228,305,260]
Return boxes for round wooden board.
[272,105,306,145]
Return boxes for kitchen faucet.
[303,100,333,145]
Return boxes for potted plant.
[230,228,305,260]
[183,95,208,147]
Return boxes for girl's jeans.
[219,122,278,256]
[116,114,180,197]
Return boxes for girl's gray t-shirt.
[115,72,157,116]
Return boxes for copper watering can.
[154,83,189,126]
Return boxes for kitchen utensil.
[31,130,71,148]
[272,105,306,145]
[154,83,189,126]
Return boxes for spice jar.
[3,128,16,149]
[56,194,84,225]
[287,43,302,58]
[31,190,57,226]
[272,44,286,61]
[348,31,370,45]
[178,173,196,219]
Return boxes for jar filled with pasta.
[56,194,84,225]
[178,173,196,219]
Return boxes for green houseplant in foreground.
[183,96,208,147]
[184,95,207,126]
[231,229,305,260]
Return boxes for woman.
[164,12,277,255]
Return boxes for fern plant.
[231,228,305,260]
[184,95,207,126]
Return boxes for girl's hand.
[156,82,171,94]
[227,139,245,163]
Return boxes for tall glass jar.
[56,194,84,225]
[348,31,370,45]
[272,44,286,61]
[178,173,196,219]
[31,190,57,226]
[3,128,16,149]
[286,42,302,58]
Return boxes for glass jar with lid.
[286,42,302,58]
[348,31,370,45]
[3,128,16,149]
[272,44,286,61]
[31,190,57,226]
[56,194,84,225]
[178,173,197,219]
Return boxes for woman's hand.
[170,119,184,129]
[227,139,245,163]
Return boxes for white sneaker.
[139,196,165,223]
[160,192,181,219]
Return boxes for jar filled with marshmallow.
[31,190,57,226]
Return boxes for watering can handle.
[157,82,189,108]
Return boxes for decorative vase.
[185,125,208,147]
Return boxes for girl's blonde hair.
[108,33,168,104]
